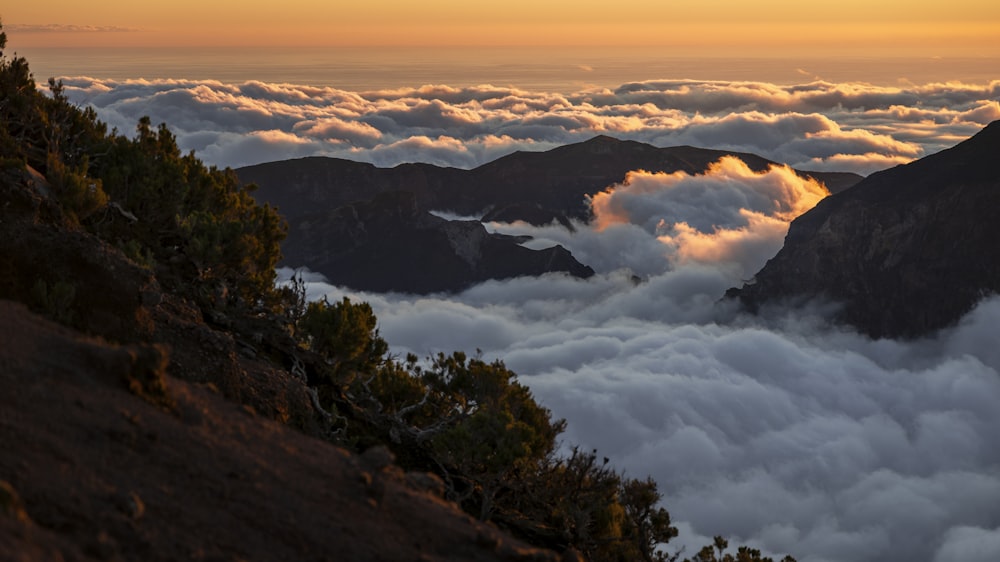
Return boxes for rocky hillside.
[727,120,1000,339]
[0,305,556,562]
[0,165,559,562]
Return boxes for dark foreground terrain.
[0,166,560,562]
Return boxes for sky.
[4,1,1000,56]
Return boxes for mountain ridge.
[727,120,1000,338]
[239,137,862,224]
[238,136,861,294]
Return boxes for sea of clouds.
[64,75,1000,561]
[282,156,999,562]
[60,77,1000,175]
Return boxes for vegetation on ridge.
[0,19,794,562]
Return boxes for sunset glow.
[4,4,1000,562]
[5,1,1000,56]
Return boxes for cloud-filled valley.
[61,77,1000,175]
[280,147,1000,562]
[60,72,1000,562]
[288,256,1000,562]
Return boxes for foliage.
[0,23,39,165]
[47,152,107,222]
[682,536,797,562]
[422,352,562,520]
[296,303,685,560]
[299,296,389,383]
[277,269,309,324]
[88,117,287,309]
[0,21,286,313]
[621,476,681,561]
[30,279,77,326]
[494,446,680,562]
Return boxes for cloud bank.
[59,77,1000,174]
[290,268,1000,562]
[8,24,140,33]
[280,153,1000,562]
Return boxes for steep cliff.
[284,190,593,293]
[727,121,1000,339]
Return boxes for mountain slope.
[727,120,1000,339]
[0,163,560,562]
[0,301,555,562]
[287,189,593,294]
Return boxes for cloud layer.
[7,24,140,33]
[65,73,1000,561]
[281,151,1000,562]
[60,77,1000,174]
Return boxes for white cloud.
[353,282,1000,562]
[59,77,1000,173]
[486,157,826,281]
[291,267,1000,562]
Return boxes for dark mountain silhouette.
[239,136,861,224]
[462,137,859,220]
[727,120,1000,339]
[289,189,593,294]
[237,137,860,293]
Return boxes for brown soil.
[0,301,559,562]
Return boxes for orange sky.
[4,1,1000,56]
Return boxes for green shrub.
[299,296,389,385]
[47,153,107,222]
[31,279,76,325]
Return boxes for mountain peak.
[585,134,622,143]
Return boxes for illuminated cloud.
[6,24,140,33]
[486,157,827,280]
[60,77,1000,175]
[591,158,827,230]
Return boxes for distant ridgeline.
[728,120,1000,339]
[240,121,1000,339]
[237,137,860,294]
